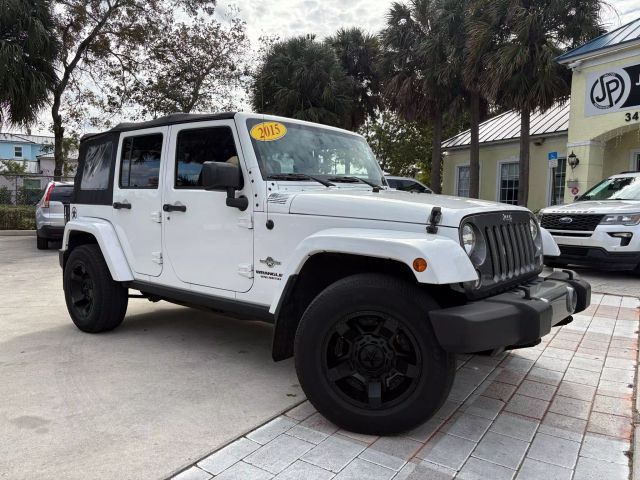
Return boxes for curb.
[0,230,36,236]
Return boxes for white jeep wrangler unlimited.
[60,112,590,434]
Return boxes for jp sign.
[585,62,640,116]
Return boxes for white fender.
[269,228,478,314]
[540,227,560,257]
[62,218,134,281]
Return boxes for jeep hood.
[542,200,640,214]
[276,188,530,227]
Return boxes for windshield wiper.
[267,173,334,187]
[328,176,382,191]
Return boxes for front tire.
[294,273,454,435]
[63,244,128,333]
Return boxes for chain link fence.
[0,174,74,230]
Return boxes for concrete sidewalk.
[174,293,639,480]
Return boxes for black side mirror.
[201,161,248,211]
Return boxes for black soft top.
[81,112,237,140]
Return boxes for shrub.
[0,205,37,230]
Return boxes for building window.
[498,162,519,205]
[633,151,640,171]
[119,134,163,189]
[550,157,567,205]
[14,146,23,158]
[456,165,470,197]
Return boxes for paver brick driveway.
[175,293,639,480]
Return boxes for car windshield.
[246,118,385,185]
[579,176,640,201]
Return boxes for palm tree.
[468,0,603,206]
[326,27,382,132]
[251,35,353,128]
[380,0,462,193]
[0,0,58,127]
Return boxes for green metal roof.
[557,17,640,63]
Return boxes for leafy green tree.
[117,8,249,117]
[0,0,58,127]
[468,0,603,205]
[380,0,462,193]
[362,111,432,177]
[251,35,353,127]
[326,27,382,131]
[0,159,29,174]
[48,0,216,179]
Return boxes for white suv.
[59,112,589,434]
[539,171,640,272]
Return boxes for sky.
[220,0,640,43]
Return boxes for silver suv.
[36,181,73,250]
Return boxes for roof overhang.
[443,130,568,152]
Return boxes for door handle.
[113,201,131,210]
[163,203,187,212]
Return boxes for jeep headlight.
[600,213,640,226]
[461,224,476,255]
[529,218,539,240]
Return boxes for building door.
[112,128,166,277]
[633,151,640,171]
[550,157,567,205]
[162,121,254,293]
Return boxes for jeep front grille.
[540,214,603,231]
[462,211,543,298]
[484,223,538,281]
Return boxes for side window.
[81,140,113,190]
[175,127,238,188]
[119,134,163,189]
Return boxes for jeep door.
[112,127,167,277]
[162,121,254,292]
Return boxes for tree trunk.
[518,107,530,207]
[52,93,64,180]
[469,91,480,198]
[430,112,442,194]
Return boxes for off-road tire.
[294,273,455,435]
[63,244,128,333]
[36,235,48,250]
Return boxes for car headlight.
[600,213,640,226]
[529,218,539,240]
[461,224,476,255]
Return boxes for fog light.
[608,232,633,238]
[565,286,577,313]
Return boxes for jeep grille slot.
[540,214,603,231]
[463,211,542,299]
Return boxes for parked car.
[36,181,74,250]
[385,176,433,193]
[539,171,640,272]
[59,112,589,434]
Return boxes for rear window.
[50,186,73,203]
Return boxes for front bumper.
[430,270,590,353]
[545,246,640,271]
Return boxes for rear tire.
[294,273,454,435]
[63,244,128,333]
[36,235,48,250]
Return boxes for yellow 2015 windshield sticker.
[250,121,287,141]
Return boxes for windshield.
[246,118,385,184]
[579,176,640,201]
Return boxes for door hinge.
[238,263,253,278]
[150,211,162,223]
[237,214,253,229]
[152,252,163,264]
